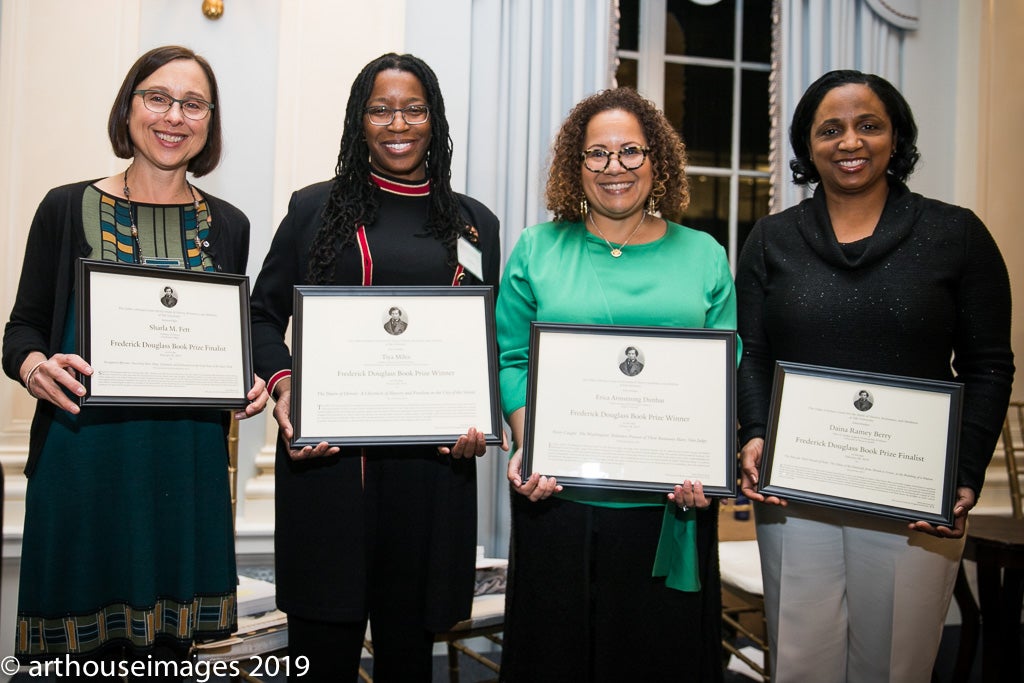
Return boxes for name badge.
[457,236,484,281]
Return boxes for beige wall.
[977,0,1024,401]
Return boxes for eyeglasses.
[134,90,214,120]
[581,146,650,173]
[364,105,430,126]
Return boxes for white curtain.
[467,0,614,257]
[466,0,614,556]
[771,0,919,212]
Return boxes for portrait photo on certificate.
[75,259,253,407]
[759,361,963,525]
[290,286,502,447]
[522,322,737,495]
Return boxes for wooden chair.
[719,497,770,682]
[949,400,1024,682]
[360,592,504,683]
[228,419,240,524]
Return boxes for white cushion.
[718,540,764,596]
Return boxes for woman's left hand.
[909,486,976,538]
[233,374,270,420]
[668,479,711,511]
[438,426,510,458]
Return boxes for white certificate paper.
[760,362,962,524]
[524,324,737,495]
[292,286,501,446]
[76,260,252,407]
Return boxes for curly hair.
[107,45,222,177]
[307,53,467,284]
[546,88,689,223]
[789,70,920,186]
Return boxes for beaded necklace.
[122,166,210,267]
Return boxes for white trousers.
[755,501,964,683]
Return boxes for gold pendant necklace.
[588,210,646,258]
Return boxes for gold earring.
[580,198,589,218]
[647,195,657,214]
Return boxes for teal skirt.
[16,310,236,657]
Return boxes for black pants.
[287,613,434,683]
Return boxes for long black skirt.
[500,496,723,683]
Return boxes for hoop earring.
[580,198,589,219]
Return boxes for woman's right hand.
[272,380,339,460]
[739,437,787,506]
[507,447,561,501]
[21,352,91,414]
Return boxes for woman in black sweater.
[736,70,1013,682]
[249,53,500,683]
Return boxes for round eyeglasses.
[133,90,214,121]
[581,146,650,173]
[364,105,431,126]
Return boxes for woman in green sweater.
[496,88,734,682]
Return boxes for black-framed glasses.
[364,105,430,126]
[133,90,214,120]
[581,146,650,173]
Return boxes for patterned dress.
[15,186,238,658]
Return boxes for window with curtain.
[616,0,773,265]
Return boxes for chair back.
[228,419,239,526]
[1003,400,1024,520]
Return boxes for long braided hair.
[307,53,466,284]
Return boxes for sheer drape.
[467,0,614,556]
[771,0,919,211]
[467,0,614,257]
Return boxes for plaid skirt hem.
[16,592,236,657]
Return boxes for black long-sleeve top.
[736,181,1014,496]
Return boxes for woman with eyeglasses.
[2,46,267,678]
[496,87,734,682]
[249,53,500,682]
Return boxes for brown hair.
[107,45,222,177]
[546,88,689,223]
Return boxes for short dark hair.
[389,307,402,316]
[546,88,689,223]
[789,70,919,186]
[107,45,222,177]
[625,346,639,355]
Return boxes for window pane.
[664,63,733,169]
[739,69,769,171]
[666,0,736,59]
[742,0,772,62]
[617,58,639,90]
[619,0,640,51]
[683,175,729,250]
[738,176,770,252]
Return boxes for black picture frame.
[75,259,253,408]
[759,361,963,525]
[522,322,737,495]
[291,285,502,447]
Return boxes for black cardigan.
[2,180,250,475]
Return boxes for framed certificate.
[291,286,502,447]
[759,362,963,525]
[522,323,737,495]
[75,259,253,408]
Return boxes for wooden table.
[952,515,1024,682]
